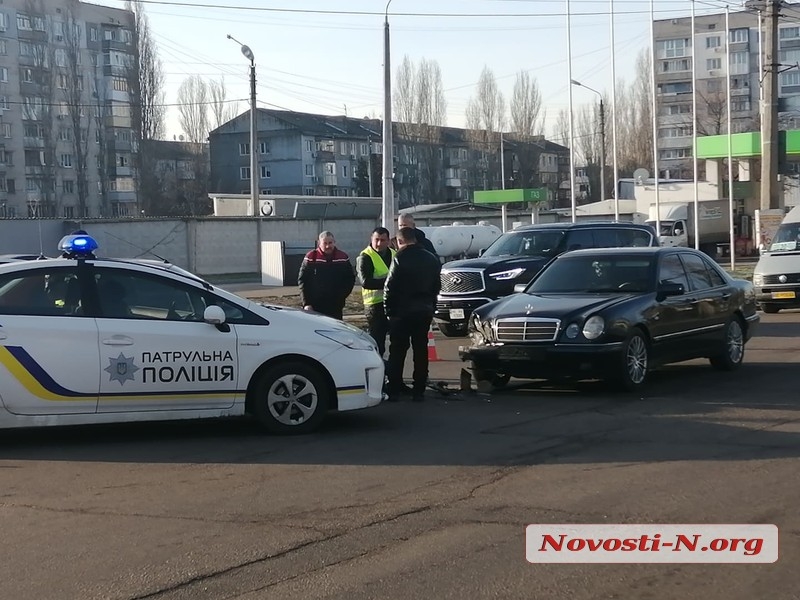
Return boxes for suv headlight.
[489,268,525,280]
[582,316,605,340]
[752,273,764,286]
[316,329,376,351]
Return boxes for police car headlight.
[753,273,764,286]
[316,329,376,351]
[582,316,605,340]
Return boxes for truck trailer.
[645,200,731,255]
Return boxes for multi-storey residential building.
[654,9,800,179]
[209,109,571,209]
[0,0,136,220]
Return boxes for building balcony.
[102,39,131,52]
[23,136,45,148]
[102,64,129,77]
[116,166,132,177]
[25,166,45,176]
[313,150,335,161]
[445,178,461,188]
[109,190,137,203]
[322,175,337,186]
[730,87,751,97]
[658,136,693,149]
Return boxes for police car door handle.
[102,335,134,346]
[0,331,6,340]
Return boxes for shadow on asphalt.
[1,358,799,467]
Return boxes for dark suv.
[434,221,658,336]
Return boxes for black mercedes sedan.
[458,247,760,391]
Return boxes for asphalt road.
[1,311,799,599]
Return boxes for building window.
[240,167,251,180]
[1,123,10,138]
[731,100,752,112]
[360,143,368,155]
[304,187,315,195]
[659,148,692,160]
[305,164,313,176]
[657,38,691,59]
[63,206,74,218]
[112,77,128,92]
[238,142,249,155]
[0,67,6,83]
[658,82,692,95]
[706,36,721,48]
[259,141,269,154]
[660,59,690,73]
[261,189,272,195]
[342,165,348,178]
[260,166,271,178]
[706,58,721,70]
[730,28,749,43]
[662,104,691,116]
[17,14,32,31]
[63,180,74,193]
[60,154,73,168]
[89,27,98,42]
[658,126,693,138]
[0,13,7,32]
[0,40,6,55]
[339,141,347,155]
[306,140,313,152]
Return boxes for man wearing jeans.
[383,227,442,402]
[356,227,394,359]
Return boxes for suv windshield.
[769,223,800,252]
[482,230,565,258]
[527,255,655,294]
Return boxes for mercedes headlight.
[489,268,525,280]
[753,273,764,286]
[582,316,605,340]
[565,323,580,339]
[316,329,376,351]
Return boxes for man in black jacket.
[298,231,355,320]
[356,227,394,358]
[395,213,437,256]
[383,227,442,402]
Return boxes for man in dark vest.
[356,227,395,358]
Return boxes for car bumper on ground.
[458,341,624,380]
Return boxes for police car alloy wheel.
[252,361,331,434]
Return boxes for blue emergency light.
[58,233,98,258]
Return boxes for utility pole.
[599,98,606,204]
[367,136,374,197]
[382,1,395,228]
[760,0,781,211]
[227,34,259,217]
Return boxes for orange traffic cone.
[427,326,440,362]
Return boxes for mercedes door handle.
[721,293,732,300]
[102,335,134,346]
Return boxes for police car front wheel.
[252,361,330,434]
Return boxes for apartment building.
[209,108,570,209]
[0,0,137,220]
[654,8,800,179]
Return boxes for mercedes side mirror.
[478,248,486,257]
[657,282,684,300]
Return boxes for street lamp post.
[571,79,605,205]
[382,0,395,228]
[227,34,258,217]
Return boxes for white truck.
[645,200,731,254]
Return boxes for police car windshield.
[481,230,564,258]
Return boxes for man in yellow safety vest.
[356,227,395,359]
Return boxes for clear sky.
[94,0,733,142]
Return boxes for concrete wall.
[0,210,542,277]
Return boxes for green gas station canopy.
[473,188,548,204]
[695,130,800,159]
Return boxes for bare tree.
[177,75,209,143]
[62,6,90,217]
[126,0,165,214]
[510,71,543,137]
[392,56,447,205]
[208,76,238,130]
[465,66,506,191]
[552,108,570,147]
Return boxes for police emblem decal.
[105,353,139,385]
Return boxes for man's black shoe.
[412,393,425,402]
[399,384,414,396]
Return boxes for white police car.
[0,234,384,434]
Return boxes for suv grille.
[441,270,485,294]
[495,318,560,342]
[763,273,800,284]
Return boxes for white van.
[752,206,800,313]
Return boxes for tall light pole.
[571,79,605,205]
[610,0,620,220]
[382,0,395,228]
[566,0,577,222]
[228,34,258,217]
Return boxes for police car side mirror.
[513,283,528,294]
[204,305,226,325]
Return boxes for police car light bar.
[58,234,98,257]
